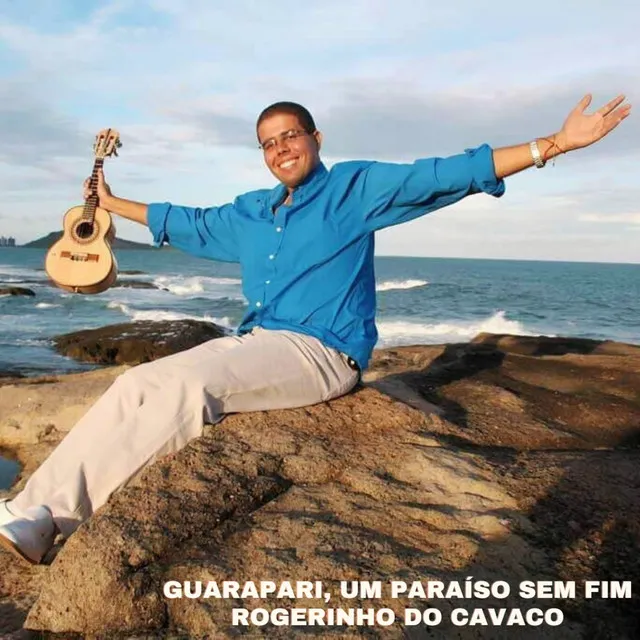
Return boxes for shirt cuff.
[465,143,506,197]
[147,202,171,247]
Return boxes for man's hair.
[256,101,316,137]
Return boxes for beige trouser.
[11,327,359,537]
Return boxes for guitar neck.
[82,157,105,221]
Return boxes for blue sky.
[0,0,637,262]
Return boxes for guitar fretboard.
[82,157,105,221]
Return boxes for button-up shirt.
[147,143,505,370]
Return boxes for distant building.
[0,236,16,247]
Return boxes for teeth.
[280,159,296,169]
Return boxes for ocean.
[1,247,639,377]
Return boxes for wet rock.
[53,320,227,365]
[112,279,164,290]
[0,287,35,297]
[0,371,25,379]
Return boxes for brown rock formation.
[53,319,228,366]
[0,333,638,638]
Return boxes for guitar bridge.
[61,251,100,262]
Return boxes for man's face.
[257,113,322,190]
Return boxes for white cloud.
[0,0,638,262]
[580,213,640,225]
[0,81,87,166]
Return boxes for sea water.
[1,247,639,488]
[1,247,639,377]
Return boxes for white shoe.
[0,499,15,526]
[0,505,55,564]
[0,498,27,526]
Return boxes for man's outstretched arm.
[84,168,241,261]
[101,194,148,226]
[84,169,148,225]
[354,93,631,235]
[492,94,631,178]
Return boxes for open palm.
[560,94,631,151]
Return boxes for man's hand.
[557,94,632,152]
[83,169,113,207]
[81,169,149,226]
[492,93,631,179]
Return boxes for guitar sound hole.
[76,222,95,239]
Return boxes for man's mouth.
[278,158,298,170]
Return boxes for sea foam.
[377,310,541,346]
[376,279,428,292]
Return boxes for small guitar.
[45,129,122,294]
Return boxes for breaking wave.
[377,311,542,346]
[376,279,428,292]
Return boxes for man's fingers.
[604,104,632,131]
[575,93,592,113]
[598,95,626,116]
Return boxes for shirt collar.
[268,162,328,210]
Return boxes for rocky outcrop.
[7,277,161,290]
[368,333,640,450]
[112,279,164,290]
[53,319,228,365]
[0,287,35,297]
[26,389,547,638]
[0,333,639,638]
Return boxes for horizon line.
[4,242,638,267]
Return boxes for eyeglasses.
[258,129,312,152]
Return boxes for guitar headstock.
[93,129,123,159]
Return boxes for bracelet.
[540,136,566,167]
[529,140,546,168]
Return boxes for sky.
[0,0,638,263]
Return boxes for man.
[0,94,630,564]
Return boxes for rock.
[4,277,162,291]
[53,320,228,365]
[26,387,547,638]
[1,333,639,638]
[0,371,24,379]
[112,279,164,290]
[0,287,35,297]
[470,332,640,357]
[367,334,640,450]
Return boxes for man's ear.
[314,130,323,151]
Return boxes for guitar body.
[45,205,118,294]
[45,128,122,294]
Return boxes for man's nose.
[275,139,290,153]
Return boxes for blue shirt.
[147,144,505,370]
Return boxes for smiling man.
[258,107,321,194]
[0,95,631,564]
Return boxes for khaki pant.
[12,327,359,537]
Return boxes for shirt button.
[269,254,275,260]
[265,280,271,284]
[276,226,282,232]
[255,302,262,308]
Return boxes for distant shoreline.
[2,244,639,266]
[18,231,154,250]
